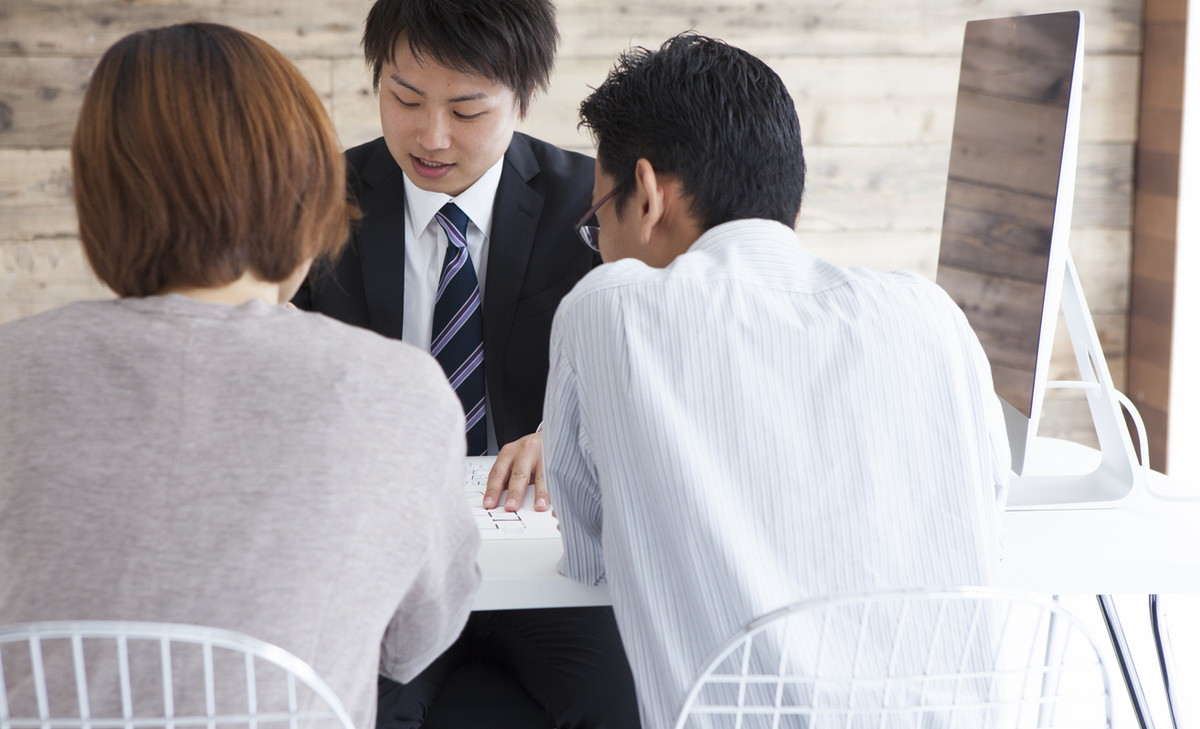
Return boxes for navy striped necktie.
[432,202,487,456]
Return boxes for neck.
[163,272,283,306]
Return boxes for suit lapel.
[357,143,408,341]
[485,135,544,439]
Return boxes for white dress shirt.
[543,219,1010,729]
[402,158,503,452]
[401,158,503,351]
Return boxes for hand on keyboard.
[484,431,550,512]
[466,457,560,539]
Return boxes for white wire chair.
[1149,595,1183,729]
[0,621,356,729]
[673,588,1113,729]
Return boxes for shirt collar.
[688,218,800,253]
[402,156,505,237]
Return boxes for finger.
[532,468,550,512]
[483,450,513,509]
[504,462,533,511]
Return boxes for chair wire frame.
[672,588,1113,729]
[0,621,356,729]
[1148,595,1181,729]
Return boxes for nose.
[416,110,451,152]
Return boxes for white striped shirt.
[543,219,1010,729]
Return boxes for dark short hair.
[363,0,558,116]
[579,34,806,230]
[72,23,351,297]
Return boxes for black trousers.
[377,606,641,729]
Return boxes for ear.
[633,158,666,245]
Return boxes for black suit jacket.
[294,132,598,446]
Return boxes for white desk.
[1000,438,1200,594]
[475,538,608,610]
[473,441,1200,611]
[1000,481,1200,594]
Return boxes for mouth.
[411,155,455,178]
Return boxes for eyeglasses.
[574,187,619,253]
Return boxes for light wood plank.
[0,58,94,148]
[799,143,1131,235]
[1049,312,1128,368]
[0,206,78,242]
[552,0,1140,58]
[1038,397,1102,449]
[295,57,334,113]
[0,148,71,207]
[0,56,335,149]
[2,141,1132,285]
[2,45,1138,151]
[1,0,1140,59]
[797,228,1128,312]
[0,237,112,325]
[331,58,382,150]
[1070,229,1132,315]
[516,54,1137,150]
[0,0,372,58]
[0,149,77,241]
[800,231,940,280]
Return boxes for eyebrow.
[390,74,488,104]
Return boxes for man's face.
[378,37,520,196]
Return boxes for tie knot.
[436,202,470,247]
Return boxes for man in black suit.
[293,1,639,728]
[299,131,593,457]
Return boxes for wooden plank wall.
[1128,0,1184,471]
[0,0,1142,447]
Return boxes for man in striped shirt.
[543,34,1010,729]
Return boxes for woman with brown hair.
[0,23,479,728]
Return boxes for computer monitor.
[936,12,1140,508]
[936,11,1082,475]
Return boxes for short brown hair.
[72,23,351,297]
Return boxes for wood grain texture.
[0,0,1140,58]
[0,0,1145,449]
[0,237,112,323]
[514,54,1139,149]
[1128,0,1181,470]
[0,149,75,241]
[548,0,1140,57]
[0,0,373,58]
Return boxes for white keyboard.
[465,457,560,540]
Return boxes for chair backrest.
[0,621,356,729]
[673,588,1112,729]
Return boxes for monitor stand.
[1006,251,1144,510]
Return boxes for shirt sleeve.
[378,377,481,683]
[965,321,1012,508]
[543,309,607,586]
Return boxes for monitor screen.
[935,11,1082,473]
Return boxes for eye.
[454,110,486,120]
[391,92,419,109]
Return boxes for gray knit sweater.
[0,294,480,729]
